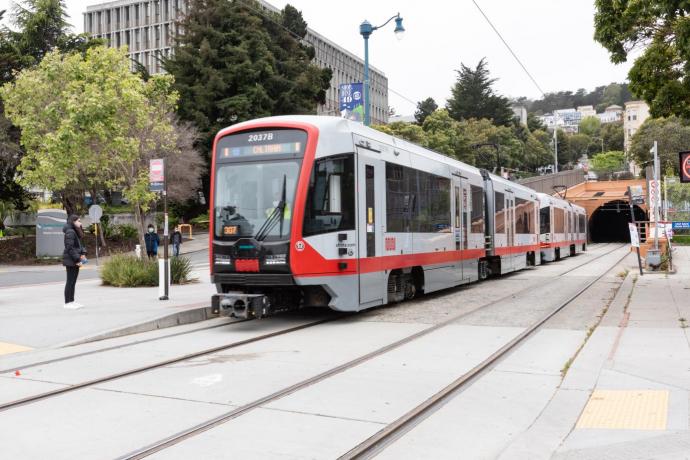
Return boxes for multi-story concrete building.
[597,104,623,124]
[84,0,389,124]
[623,100,650,153]
[623,100,650,177]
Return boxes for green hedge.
[672,235,690,245]
[101,254,194,287]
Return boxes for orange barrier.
[178,223,193,239]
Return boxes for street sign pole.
[95,222,99,266]
[88,204,103,266]
[627,186,644,276]
[149,158,168,300]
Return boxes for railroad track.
[117,243,630,459]
[0,243,623,417]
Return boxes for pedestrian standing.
[63,215,87,309]
[144,224,160,259]
[172,226,182,257]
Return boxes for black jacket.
[62,222,86,267]
[172,231,182,245]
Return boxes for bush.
[101,255,158,287]
[156,213,179,231]
[101,254,195,287]
[171,256,193,284]
[190,212,209,230]
[114,224,138,240]
[672,235,690,245]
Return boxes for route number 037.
[248,133,274,142]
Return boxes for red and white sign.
[649,179,661,221]
[149,159,165,192]
[385,237,396,251]
[680,151,690,183]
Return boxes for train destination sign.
[217,129,307,160]
[680,151,690,183]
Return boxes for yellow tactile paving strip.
[576,390,669,430]
[0,342,32,356]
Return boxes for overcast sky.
[1,0,635,115]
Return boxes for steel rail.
[1,243,616,376]
[0,315,342,413]
[119,244,629,460]
[339,247,631,459]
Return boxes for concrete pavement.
[0,233,213,351]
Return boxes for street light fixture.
[359,13,405,126]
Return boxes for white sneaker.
[64,302,84,310]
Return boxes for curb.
[62,304,215,347]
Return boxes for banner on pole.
[149,159,165,192]
[629,185,645,205]
[628,223,640,248]
[680,151,690,183]
[339,83,364,122]
[649,179,661,221]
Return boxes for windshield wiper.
[255,175,287,241]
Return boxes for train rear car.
[537,193,587,262]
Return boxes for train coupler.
[212,293,272,319]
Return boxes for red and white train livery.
[209,116,577,317]
[537,193,587,262]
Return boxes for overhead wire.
[471,0,546,97]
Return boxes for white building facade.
[84,0,390,124]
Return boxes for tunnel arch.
[589,200,648,243]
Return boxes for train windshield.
[214,161,300,240]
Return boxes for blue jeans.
[173,243,180,257]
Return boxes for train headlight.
[214,254,232,265]
[264,254,287,265]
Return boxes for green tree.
[0,1,102,208]
[600,121,624,151]
[629,116,690,177]
[594,1,690,118]
[1,47,202,246]
[590,150,625,179]
[526,112,545,132]
[568,133,592,164]
[375,121,427,145]
[165,0,331,163]
[414,97,438,125]
[446,58,513,126]
[579,116,601,137]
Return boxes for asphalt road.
[0,249,209,288]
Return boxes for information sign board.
[628,223,640,248]
[680,151,690,183]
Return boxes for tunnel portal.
[589,200,648,243]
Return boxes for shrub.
[115,224,138,240]
[101,255,158,287]
[156,213,179,231]
[190,212,209,230]
[171,256,193,284]
[101,254,195,287]
[672,235,690,245]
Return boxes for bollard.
[135,244,142,259]
[158,258,171,299]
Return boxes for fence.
[664,177,690,234]
[518,169,586,194]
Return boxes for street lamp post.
[360,13,405,126]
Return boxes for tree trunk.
[133,202,147,253]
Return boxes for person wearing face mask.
[144,224,160,259]
[63,215,87,309]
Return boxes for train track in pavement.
[0,243,624,417]
[117,243,629,459]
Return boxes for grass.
[672,235,690,246]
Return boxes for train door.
[505,191,515,271]
[357,154,384,306]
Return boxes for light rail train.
[209,116,586,318]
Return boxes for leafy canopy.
[164,0,332,152]
[594,1,690,118]
[629,116,690,176]
[414,97,438,125]
[446,58,514,126]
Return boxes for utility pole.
[553,114,559,173]
[652,141,660,251]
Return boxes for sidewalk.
[0,232,214,352]
[500,245,690,459]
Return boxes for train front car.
[210,117,361,318]
[537,193,586,262]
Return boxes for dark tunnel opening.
[589,200,648,243]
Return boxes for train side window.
[578,214,586,234]
[470,185,484,233]
[303,155,355,237]
[495,192,505,234]
[540,207,550,234]
[515,198,534,234]
[554,208,565,233]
